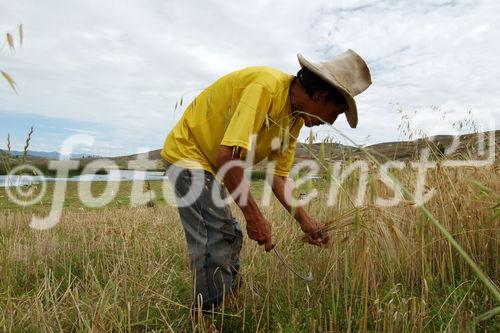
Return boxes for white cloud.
[0,0,498,154]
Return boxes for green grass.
[0,181,165,213]
[0,180,273,214]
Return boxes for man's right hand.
[245,213,273,252]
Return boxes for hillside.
[110,130,500,170]
[2,130,498,175]
[295,130,500,161]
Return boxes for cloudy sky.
[0,0,498,156]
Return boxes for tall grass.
[0,159,498,332]
[0,127,36,181]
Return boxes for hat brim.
[297,54,358,128]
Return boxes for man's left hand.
[300,218,330,246]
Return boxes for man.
[161,49,372,311]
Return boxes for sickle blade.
[272,246,314,282]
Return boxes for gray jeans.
[164,161,243,310]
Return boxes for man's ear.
[313,91,329,102]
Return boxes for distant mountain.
[9,150,99,159]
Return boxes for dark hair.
[296,67,347,108]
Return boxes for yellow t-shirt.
[161,66,304,177]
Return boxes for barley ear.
[319,140,325,164]
[308,128,314,151]
[1,71,17,93]
[18,24,23,47]
[6,33,14,50]
[22,126,34,165]
[2,134,13,175]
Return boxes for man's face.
[299,92,346,127]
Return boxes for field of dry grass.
[0,159,498,332]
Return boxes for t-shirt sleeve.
[268,118,304,177]
[220,84,272,150]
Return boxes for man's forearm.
[221,164,262,219]
[216,145,264,220]
[215,145,273,250]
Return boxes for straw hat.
[297,49,372,128]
